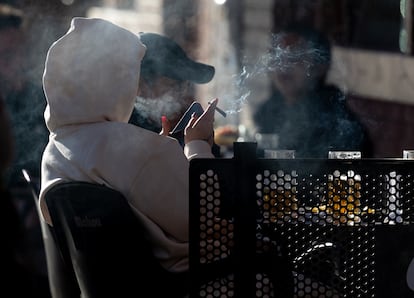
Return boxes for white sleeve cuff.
[184,140,214,160]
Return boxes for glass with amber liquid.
[260,170,299,224]
[323,170,375,226]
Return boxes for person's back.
[39,17,217,275]
[253,25,372,158]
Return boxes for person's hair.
[0,4,23,30]
[273,24,332,66]
[267,24,332,86]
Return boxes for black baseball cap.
[139,32,215,84]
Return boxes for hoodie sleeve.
[127,139,193,242]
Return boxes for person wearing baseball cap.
[129,32,215,133]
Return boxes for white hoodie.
[39,17,213,272]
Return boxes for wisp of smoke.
[134,93,183,123]
[220,30,330,115]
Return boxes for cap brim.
[168,60,215,84]
[139,32,215,84]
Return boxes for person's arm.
[128,141,191,241]
[159,99,218,160]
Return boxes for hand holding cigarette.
[185,98,218,146]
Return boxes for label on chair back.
[74,216,102,228]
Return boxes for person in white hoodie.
[39,17,217,275]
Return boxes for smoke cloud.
[134,93,184,125]
[215,29,332,116]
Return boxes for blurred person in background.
[0,4,51,297]
[0,3,48,186]
[253,25,373,158]
[39,17,218,296]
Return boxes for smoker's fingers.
[186,112,198,128]
[208,99,226,117]
[205,98,217,118]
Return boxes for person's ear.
[138,78,151,97]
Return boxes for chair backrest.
[43,181,188,298]
[21,169,80,298]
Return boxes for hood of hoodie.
[42,17,146,132]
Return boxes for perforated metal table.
[189,142,414,298]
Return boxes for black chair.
[22,169,80,298]
[42,181,188,298]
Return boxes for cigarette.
[208,101,227,117]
